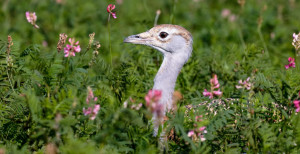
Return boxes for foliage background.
[1,0,300,153]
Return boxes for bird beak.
[123,31,151,45]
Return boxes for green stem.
[108,14,112,67]
[142,0,151,19]
[6,67,15,93]
[237,6,246,51]
[237,27,246,51]
[169,0,178,24]
[258,27,269,57]
[154,11,160,26]
[295,49,300,70]
[59,56,69,88]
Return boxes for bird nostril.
[134,35,140,38]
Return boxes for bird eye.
[159,32,168,39]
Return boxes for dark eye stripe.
[159,32,168,39]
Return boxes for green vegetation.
[1,0,300,153]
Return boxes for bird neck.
[153,53,185,111]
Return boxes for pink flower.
[187,130,195,137]
[199,126,206,132]
[213,90,222,96]
[116,0,123,4]
[26,12,36,24]
[125,98,143,110]
[145,90,162,105]
[90,104,100,120]
[56,0,63,4]
[285,57,296,69]
[200,135,206,141]
[236,77,252,90]
[86,86,95,104]
[195,115,203,122]
[107,4,117,19]
[293,33,300,50]
[294,100,300,112]
[130,103,143,110]
[83,87,100,120]
[188,126,207,141]
[220,9,236,22]
[210,74,220,89]
[292,33,300,50]
[83,107,92,116]
[64,38,81,57]
[25,11,39,28]
[203,89,213,99]
[229,15,237,22]
[83,104,100,120]
[221,9,231,18]
[293,91,300,113]
[293,33,298,41]
[42,41,48,47]
[203,74,222,99]
[135,103,143,110]
[145,90,164,124]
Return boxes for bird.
[124,24,193,135]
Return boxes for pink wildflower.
[195,115,203,122]
[83,87,100,120]
[188,115,207,141]
[221,9,231,18]
[213,90,222,96]
[199,126,206,132]
[145,90,164,124]
[125,98,143,110]
[83,107,92,116]
[285,57,295,69]
[293,33,298,40]
[294,100,300,113]
[86,87,95,104]
[107,4,117,19]
[187,130,195,137]
[145,90,162,105]
[91,105,100,120]
[220,9,236,22]
[64,38,81,57]
[130,103,143,110]
[236,77,252,90]
[293,33,300,50]
[116,0,123,5]
[203,89,213,99]
[83,104,100,120]
[210,74,220,89]
[42,41,48,47]
[200,135,206,141]
[229,15,237,22]
[293,91,300,113]
[188,126,207,142]
[137,103,143,110]
[25,11,39,28]
[56,0,63,4]
[203,74,222,99]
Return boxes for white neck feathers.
[153,45,191,111]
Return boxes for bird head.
[124,24,193,62]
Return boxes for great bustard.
[124,24,193,135]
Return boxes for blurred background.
[1,0,299,64]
